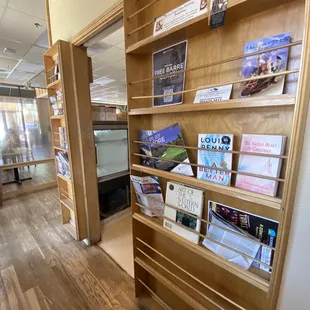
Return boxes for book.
[163,182,204,244]
[130,175,164,217]
[140,130,156,167]
[240,33,290,97]
[235,134,286,196]
[197,134,233,185]
[204,201,278,272]
[147,123,194,176]
[153,41,188,107]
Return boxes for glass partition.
[0,97,53,166]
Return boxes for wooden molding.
[0,158,55,171]
[45,0,53,47]
[2,181,57,201]
[71,0,123,46]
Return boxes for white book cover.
[163,182,204,244]
[235,134,286,196]
[197,134,234,186]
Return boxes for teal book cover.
[197,134,233,185]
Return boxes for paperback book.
[140,130,156,167]
[130,175,164,217]
[147,123,194,176]
[240,33,290,97]
[163,182,204,244]
[204,201,278,272]
[153,41,188,107]
[235,134,286,196]
[197,134,233,185]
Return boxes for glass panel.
[94,129,129,177]
[0,97,53,166]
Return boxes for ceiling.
[88,26,127,105]
[0,0,127,105]
[0,0,48,87]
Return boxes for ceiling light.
[3,47,16,55]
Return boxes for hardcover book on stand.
[235,134,286,196]
[197,134,233,185]
[240,33,291,97]
[147,123,194,176]
[163,182,204,244]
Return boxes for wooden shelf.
[133,212,270,292]
[57,173,71,183]
[126,0,295,54]
[129,95,296,115]
[47,79,61,89]
[131,164,282,210]
[63,222,77,239]
[54,146,68,152]
[60,197,74,212]
[50,115,65,120]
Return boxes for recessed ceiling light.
[3,47,16,54]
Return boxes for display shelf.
[47,79,61,89]
[133,212,270,292]
[60,197,74,212]
[126,0,296,54]
[50,115,65,120]
[63,222,77,239]
[129,94,296,115]
[44,40,99,244]
[54,146,68,152]
[131,164,282,209]
[125,0,310,308]
[57,173,71,183]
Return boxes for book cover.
[147,123,194,176]
[140,130,156,167]
[206,200,278,272]
[240,33,290,97]
[130,175,164,217]
[235,134,286,196]
[197,134,233,185]
[153,41,188,107]
[163,182,204,244]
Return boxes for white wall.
[277,105,310,309]
[48,0,119,44]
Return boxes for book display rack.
[44,41,100,243]
[124,0,310,309]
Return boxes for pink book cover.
[235,134,286,196]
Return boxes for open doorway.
[84,21,134,278]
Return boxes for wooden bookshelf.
[124,0,310,309]
[44,40,100,244]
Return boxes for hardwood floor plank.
[0,188,143,310]
[1,265,28,310]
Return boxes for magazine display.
[56,151,71,179]
[163,182,204,244]
[130,175,164,217]
[204,201,278,272]
[197,134,233,185]
[203,208,261,270]
[240,33,290,97]
[147,123,194,176]
[235,134,286,196]
[140,130,156,167]
[153,41,188,107]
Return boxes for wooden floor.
[1,163,56,194]
[0,188,145,310]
